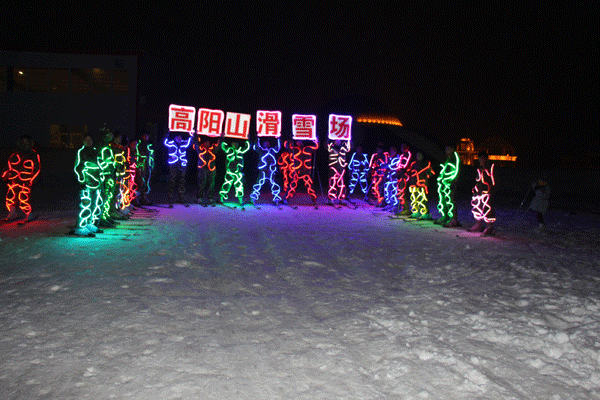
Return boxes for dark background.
[3,2,598,169]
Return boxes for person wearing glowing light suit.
[164,131,192,205]
[368,144,388,206]
[278,140,294,201]
[469,151,496,235]
[194,136,220,205]
[435,145,461,227]
[251,138,282,205]
[395,143,413,215]
[220,140,250,205]
[73,134,103,236]
[2,135,40,222]
[383,146,402,212]
[98,127,116,227]
[327,139,350,204]
[134,132,154,206]
[286,140,319,206]
[347,145,370,197]
[110,131,130,217]
[407,151,435,220]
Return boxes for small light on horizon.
[18,70,24,75]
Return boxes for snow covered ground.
[1,197,599,399]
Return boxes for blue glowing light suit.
[348,151,370,195]
[383,152,402,208]
[164,134,192,201]
[135,139,154,203]
[251,139,282,203]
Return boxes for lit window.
[113,70,128,93]
[50,125,88,149]
[48,68,70,92]
[27,68,48,92]
[13,67,27,92]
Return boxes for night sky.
[4,2,598,168]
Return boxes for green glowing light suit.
[436,151,460,223]
[220,141,250,204]
[74,145,103,231]
[98,143,116,222]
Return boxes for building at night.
[457,137,517,167]
[0,51,138,149]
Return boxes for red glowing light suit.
[278,141,294,199]
[2,149,40,217]
[327,141,350,201]
[286,141,318,201]
[368,151,389,205]
[471,162,496,223]
[396,149,412,210]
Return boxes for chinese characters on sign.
[224,112,251,140]
[328,114,352,141]
[197,108,224,137]
[169,106,354,142]
[256,110,282,138]
[292,114,317,141]
[169,104,196,133]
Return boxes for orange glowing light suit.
[2,149,41,217]
[368,150,389,205]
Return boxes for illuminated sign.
[328,114,352,141]
[224,112,251,139]
[197,108,224,137]
[292,114,317,141]
[169,104,196,133]
[256,110,282,138]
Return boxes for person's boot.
[482,223,496,236]
[443,217,461,228]
[469,220,485,232]
[5,206,19,221]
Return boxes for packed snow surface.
[1,201,600,399]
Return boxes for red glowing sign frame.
[169,104,196,133]
[328,114,352,141]
[256,110,282,138]
[197,108,225,137]
[224,112,251,140]
[292,114,317,141]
